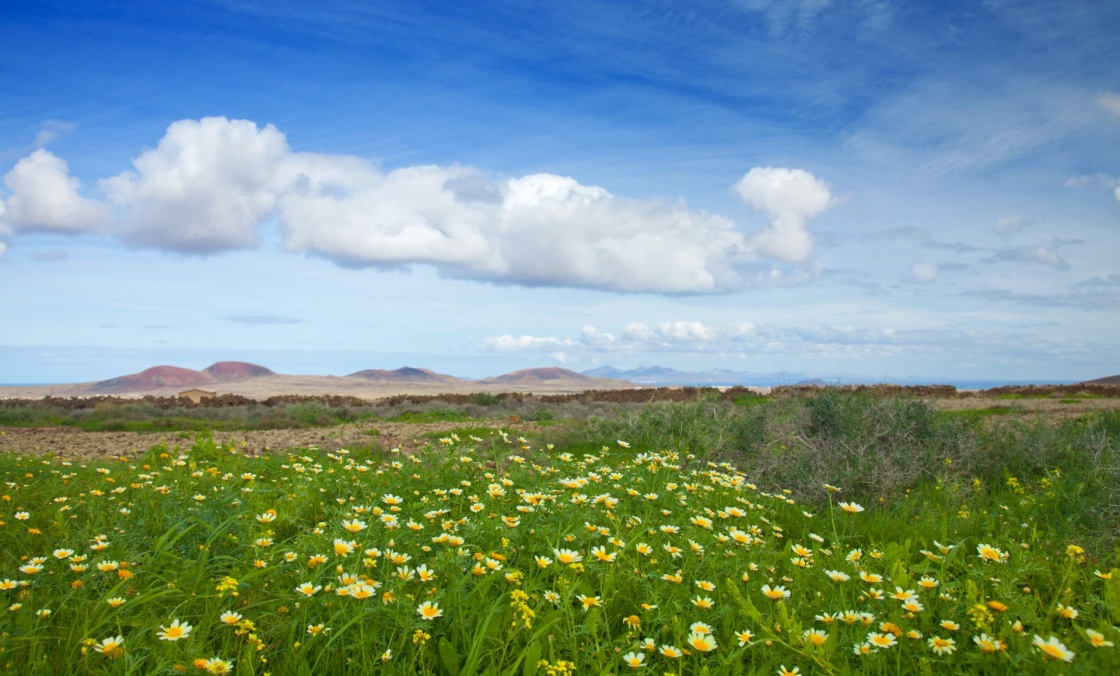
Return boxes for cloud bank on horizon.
[0,117,833,294]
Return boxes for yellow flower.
[621,651,644,668]
[307,623,328,636]
[973,633,1006,652]
[1033,635,1074,662]
[802,629,827,647]
[202,658,232,674]
[927,636,955,655]
[417,601,443,620]
[761,584,790,600]
[976,544,1006,563]
[219,611,242,625]
[93,635,124,658]
[867,632,896,649]
[838,502,864,514]
[1085,629,1114,648]
[578,595,601,611]
[295,583,322,597]
[553,548,582,564]
[777,665,800,676]
[659,644,683,658]
[686,631,716,652]
[624,615,640,629]
[157,619,193,641]
[692,596,715,609]
[341,519,367,533]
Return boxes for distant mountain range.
[80,363,622,396]
[3,361,1109,398]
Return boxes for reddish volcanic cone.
[204,361,275,381]
[92,366,216,394]
[347,367,460,384]
[479,367,597,385]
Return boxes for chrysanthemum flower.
[802,629,827,647]
[826,570,850,583]
[1056,604,1078,619]
[1033,635,1074,662]
[777,665,800,676]
[973,633,1006,652]
[202,658,233,674]
[341,519,367,533]
[839,502,864,514]
[219,611,242,625]
[591,546,616,562]
[976,544,1006,563]
[690,622,713,635]
[692,596,714,609]
[940,620,959,631]
[295,583,322,597]
[761,584,790,600]
[553,548,582,564]
[578,595,601,611]
[686,631,717,652]
[659,644,683,658]
[417,601,442,620]
[736,630,754,646]
[93,635,124,657]
[52,549,74,560]
[621,651,644,668]
[1085,629,1114,648]
[927,636,955,655]
[902,599,925,613]
[157,619,193,641]
[867,632,896,649]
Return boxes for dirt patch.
[0,421,542,460]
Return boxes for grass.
[0,395,1118,674]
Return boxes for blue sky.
[2,0,1118,383]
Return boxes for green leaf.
[521,640,542,676]
[440,637,461,676]
[1105,568,1120,624]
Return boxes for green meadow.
[1,393,1118,674]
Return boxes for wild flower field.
[0,423,1118,675]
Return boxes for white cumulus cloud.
[480,334,575,352]
[0,117,836,293]
[733,167,832,263]
[100,117,287,253]
[2,149,108,233]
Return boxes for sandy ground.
[0,420,544,460]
